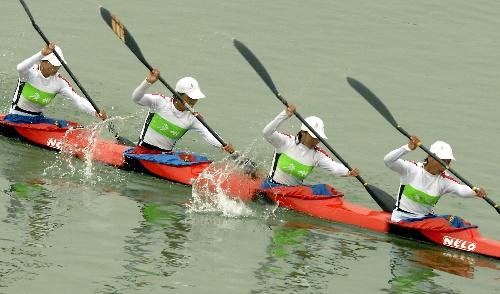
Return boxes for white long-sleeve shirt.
[132,79,222,151]
[10,51,95,116]
[263,110,349,186]
[384,144,475,222]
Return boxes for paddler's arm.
[192,126,234,153]
[58,80,106,120]
[188,118,233,153]
[445,180,488,199]
[316,151,357,177]
[263,104,296,148]
[17,44,52,80]
[384,135,420,174]
[132,67,167,111]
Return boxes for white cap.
[175,77,205,99]
[301,116,327,139]
[41,46,66,66]
[430,141,455,160]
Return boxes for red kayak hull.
[264,192,500,260]
[388,222,500,259]
[0,115,212,186]
[126,158,212,185]
[267,193,391,232]
[0,114,86,150]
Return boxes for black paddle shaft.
[99,6,228,148]
[233,39,396,212]
[347,76,500,214]
[18,0,134,146]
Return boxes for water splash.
[188,152,266,218]
[42,127,100,186]
[43,116,131,186]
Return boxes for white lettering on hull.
[443,236,476,252]
[47,138,62,149]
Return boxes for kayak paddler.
[261,103,359,191]
[129,67,235,155]
[385,135,488,223]
[4,42,107,127]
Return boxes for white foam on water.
[188,158,256,218]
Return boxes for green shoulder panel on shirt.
[277,153,313,180]
[403,184,440,206]
[149,113,187,139]
[22,82,57,106]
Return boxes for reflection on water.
[99,197,268,292]
[102,203,191,292]
[384,234,500,293]
[387,244,456,293]
[386,237,499,293]
[252,222,381,294]
[1,181,60,286]
[5,182,60,245]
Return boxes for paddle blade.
[105,121,134,146]
[99,7,147,66]
[228,152,264,180]
[365,184,396,213]
[346,77,399,128]
[233,39,280,96]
